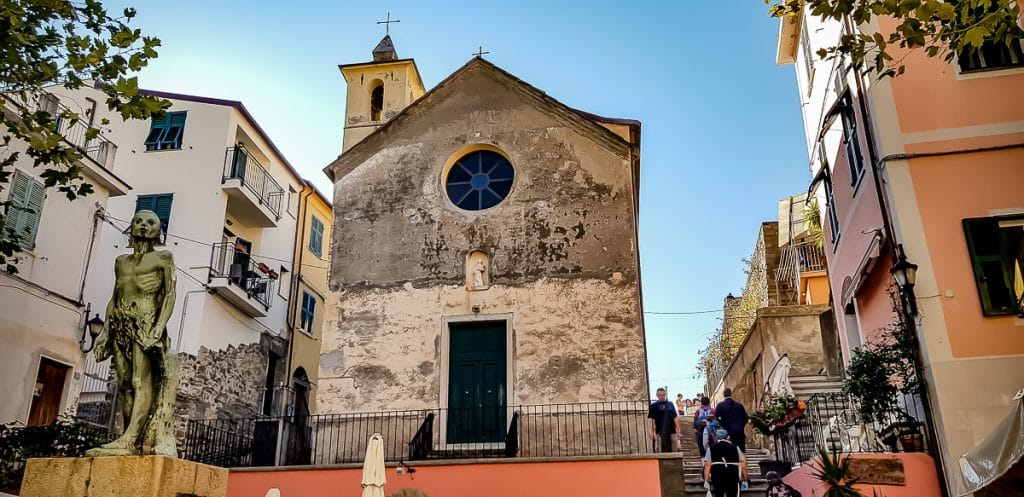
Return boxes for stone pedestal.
[20,456,227,497]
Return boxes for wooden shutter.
[963,218,1016,315]
[136,193,173,234]
[4,171,45,249]
[310,216,323,256]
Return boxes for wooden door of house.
[28,358,69,426]
[447,321,507,444]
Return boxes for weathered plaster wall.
[719,304,837,410]
[320,64,646,412]
[319,279,646,412]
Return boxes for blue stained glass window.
[445,150,514,211]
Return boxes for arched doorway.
[292,367,310,418]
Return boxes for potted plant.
[809,447,864,497]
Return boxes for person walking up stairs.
[680,417,771,496]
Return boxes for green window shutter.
[963,218,1016,316]
[22,177,45,249]
[144,114,169,151]
[136,193,173,234]
[4,171,45,249]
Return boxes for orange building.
[778,6,1024,495]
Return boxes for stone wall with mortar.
[173,333,287,445]
[320,62,647,412]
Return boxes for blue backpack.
[694,407,712,429]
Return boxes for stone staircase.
[680,421,770,496]
[789,375,843,399]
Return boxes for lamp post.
[79,303,105,352]
[890,246,919,315]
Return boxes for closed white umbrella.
[362,433,386,497]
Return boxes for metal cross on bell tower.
[377,12,400,35]
[473,46,490,58]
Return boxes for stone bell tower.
[339,35,426,152]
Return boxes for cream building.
[0,89,129,426]
[75,86,310,428]
[319,36,649,443]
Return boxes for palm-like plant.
[809,447,863,497]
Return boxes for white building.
[77,87,309,426]
[0,89,129,426]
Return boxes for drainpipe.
[842,15,950,496]
[77,204,103,304]
[176,290,209,352]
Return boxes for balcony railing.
[222,147,284,219]
[771,392,931,465]
[1,91,118,171]
[209,242,276,311]
[182,401,655,468]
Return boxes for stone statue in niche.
[86,209,180,457]
[467,251,489,290]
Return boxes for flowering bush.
[750,393,806,435]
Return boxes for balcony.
[208,242,277,317]
[222,147,284,227]
[0,91,126,195]
[774,242,828,305]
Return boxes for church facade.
[319,38,649,426]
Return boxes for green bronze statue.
[87,209,180,457]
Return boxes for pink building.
[778,6,1024,495]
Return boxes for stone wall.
[173,332,287,446]
[320,62,647,413]
[720,304,838,410]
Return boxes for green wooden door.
[447,321,507,444]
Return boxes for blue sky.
[112,1,810,398]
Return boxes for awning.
[958,388,1024,496]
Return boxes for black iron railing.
[209,242,276,311]
[0,91,118,171]
[222,146,284,219]
[772,392,930,465]
[182,401,654,468]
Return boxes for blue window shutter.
[145,111,186,150]
[300,292,316,333]
[309,216,324,256]
[145,114,168,150]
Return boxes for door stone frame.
[438,313,514,447]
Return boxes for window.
[823,176,840,245]
[800,17,815,83]
[3,170,46,249]
[445,149,515,211]
[135,193,173,235]
[839,93,865,187]
[144,111,187,151]
[958,38,1024,73]
[370,83,384,121]
[963,216,1024,316]
[309,215,324,257]
[300,291,316,334]
[287,186,298,217]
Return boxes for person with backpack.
[702,429,749,497]
[693,396,714,457]
[764,471,801,497]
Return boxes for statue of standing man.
[87,209,179,457]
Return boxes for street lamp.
[79,304,105,352]
[890,247,919,315]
